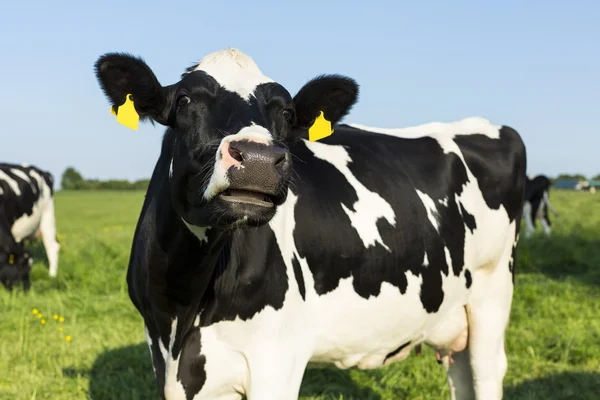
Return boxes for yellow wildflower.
[65,336,72,342]
[58,327,63,332]
[37,314,42,319]
[59,316,65,322]
[32,309,39,315]
[53,314,59,320]
[41,319,46,325]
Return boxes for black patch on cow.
[459,202,477,233]
[453,126,526,222]
[508,242,518,283]
[384,341,411,363]
[291,125,475,313]
[199,227,289,325]
[464,269,472,288]
[177,327,207,400]
[292,254,306,300]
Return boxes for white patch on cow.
[0,170,21,195]
[182,220,209,243]
[189,48,274,101]
[203,124,273,201]
[438,197,449,207]
[163,318,186,399]
[416,190,440,232]
[10,168,37,194]
[303,140,396,251]
[423,252,429,267]
[444,247,453,272]
[348,116,502,140]
[169,138,176,179]
[144,326,157,376]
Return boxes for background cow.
[523,174,558,237]
[95,48,526,400]
[0,163,60,289]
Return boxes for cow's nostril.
[228,146,244,162]
[274,153,287,168]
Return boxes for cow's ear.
[292,74,359,130]
[94,53,175,126]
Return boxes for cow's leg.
[541,207,552,237]
[22,272,31,291]
[245,359,307,400]
[466,238,515,399]
[39,200,60,277]
[443,349,475,400]
[522,201,534,238]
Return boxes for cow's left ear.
[292,74,359,131]
[94,53,176,126]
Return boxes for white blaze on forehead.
[304,140,396,251]
[203,124,273,201]
[189,48,274,101]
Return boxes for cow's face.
[0,250,32,290]
[95,49,358,228]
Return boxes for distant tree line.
[551,174,600,183]
[61,167,150,191]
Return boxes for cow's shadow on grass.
[517,230,600,287]
[506,371,600,399]
[83,343,380,400]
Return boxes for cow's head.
[0,249,32,291]
[95,48,358,228]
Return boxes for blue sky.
[1,0,598,187]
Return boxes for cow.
[94,48,527,400]
[523,175,558,237]
[0,163,60,289]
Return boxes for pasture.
[1,190,599,399]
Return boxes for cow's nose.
[223,140,290,175]
[222,139,291,195]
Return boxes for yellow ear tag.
[9,254,14,265]
[111,94,139,131]
[308,111,334,142]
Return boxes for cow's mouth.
[218,189,275,208]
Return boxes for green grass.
[1,190,599,399]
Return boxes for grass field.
[1,190,599,399]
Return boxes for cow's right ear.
[94,53,175,126]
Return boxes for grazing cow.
[95,48,526,400]
[0,164,60,287]
[523,175,558,237]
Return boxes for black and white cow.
[0,163,60,289]
[95,48,527,400]
[523,175,558,237]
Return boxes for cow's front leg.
[245,355,308,400]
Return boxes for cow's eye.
[282,108,294,121]
[177,95,191,107]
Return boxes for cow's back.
[0,163,54,241]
